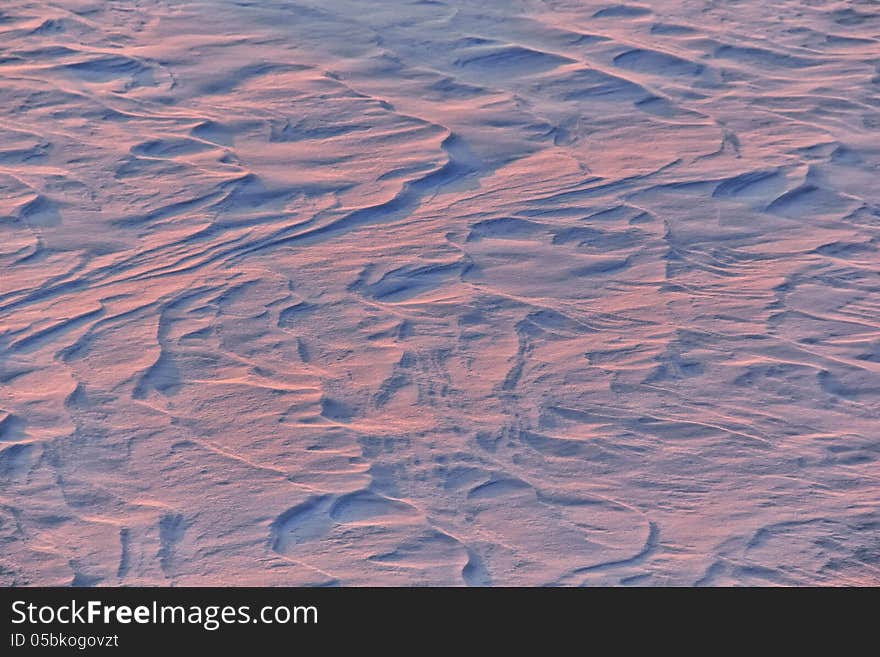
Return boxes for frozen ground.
[1,0,879,586]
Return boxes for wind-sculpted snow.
[1,0,879,586]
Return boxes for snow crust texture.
[1,0,879,585]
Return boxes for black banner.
[0,586,871,651]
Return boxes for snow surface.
[1,0,879,586]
